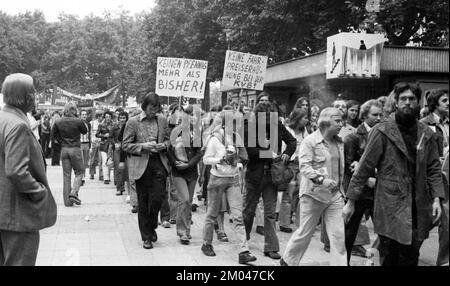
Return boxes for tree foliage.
[0,0,448,104]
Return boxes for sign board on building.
[221,50,268,91]
[326,33,386,79]
[156,57,208,99]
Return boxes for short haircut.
[118,111,129,121]
[103,110,113,118]
[427,88,448,113]
[1,73,35,110]
[256,91,271,103]
[359,99,383,121]
[318,107,342,130]
[393,82,422,102]
[80,109,88,115]
[141,92,161,111]
[115,107,124,113]
[347,99,360,109]
[63,102,78,117]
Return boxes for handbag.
[270,157,294,191]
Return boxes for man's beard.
[396,106,419,127]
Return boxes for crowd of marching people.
[7,77,448,266]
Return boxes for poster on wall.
[221,50,268,91]
[156,57,208,99]
[326,32,386,79]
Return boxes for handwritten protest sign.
[156,57,208,99]
[221,50,268,91]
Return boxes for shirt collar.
[140,111,158,122]
[364,122,372,132]
[2,105,30,128]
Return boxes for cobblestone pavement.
[36,161,439,266]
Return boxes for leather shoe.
[280,226,293,233]
[143,240,153,249]
[324,245,330,253]
[180,235,190,245]
[69,195,82,205]
[150,231,158,242]
[239,251,257,264]
[264,251,281,260]
[131,206,138,213]
[280,258,288,266]
[201,244,216,256]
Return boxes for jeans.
[244,178,279,253]
[254,197,264,227]
[113,149,125,191]
[89,142,103,178]
[437,200,449,266]
[135,156,168,242]
[41,133,50,158]
[80,143,90,177]
[0,230,40,266]
[378,231,423,266]
[283,194,347,266]
[51,142,61,165]
[203,175,249,253]
[345,199,373,264]
[61,147,84,206]
[159,182,171,222]
[173,176,197,237]
[100,151,111,181]
[279,181,297,228]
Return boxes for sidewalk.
[36,162,439,266]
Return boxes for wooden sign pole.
[237,88,244,111]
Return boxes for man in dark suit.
[0,73,57,266]
[122,92,170,250]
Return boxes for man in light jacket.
[0,73,57,266]
[281,107,347,266]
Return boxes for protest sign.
[156,57,208,99]
[221,50,268,91]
